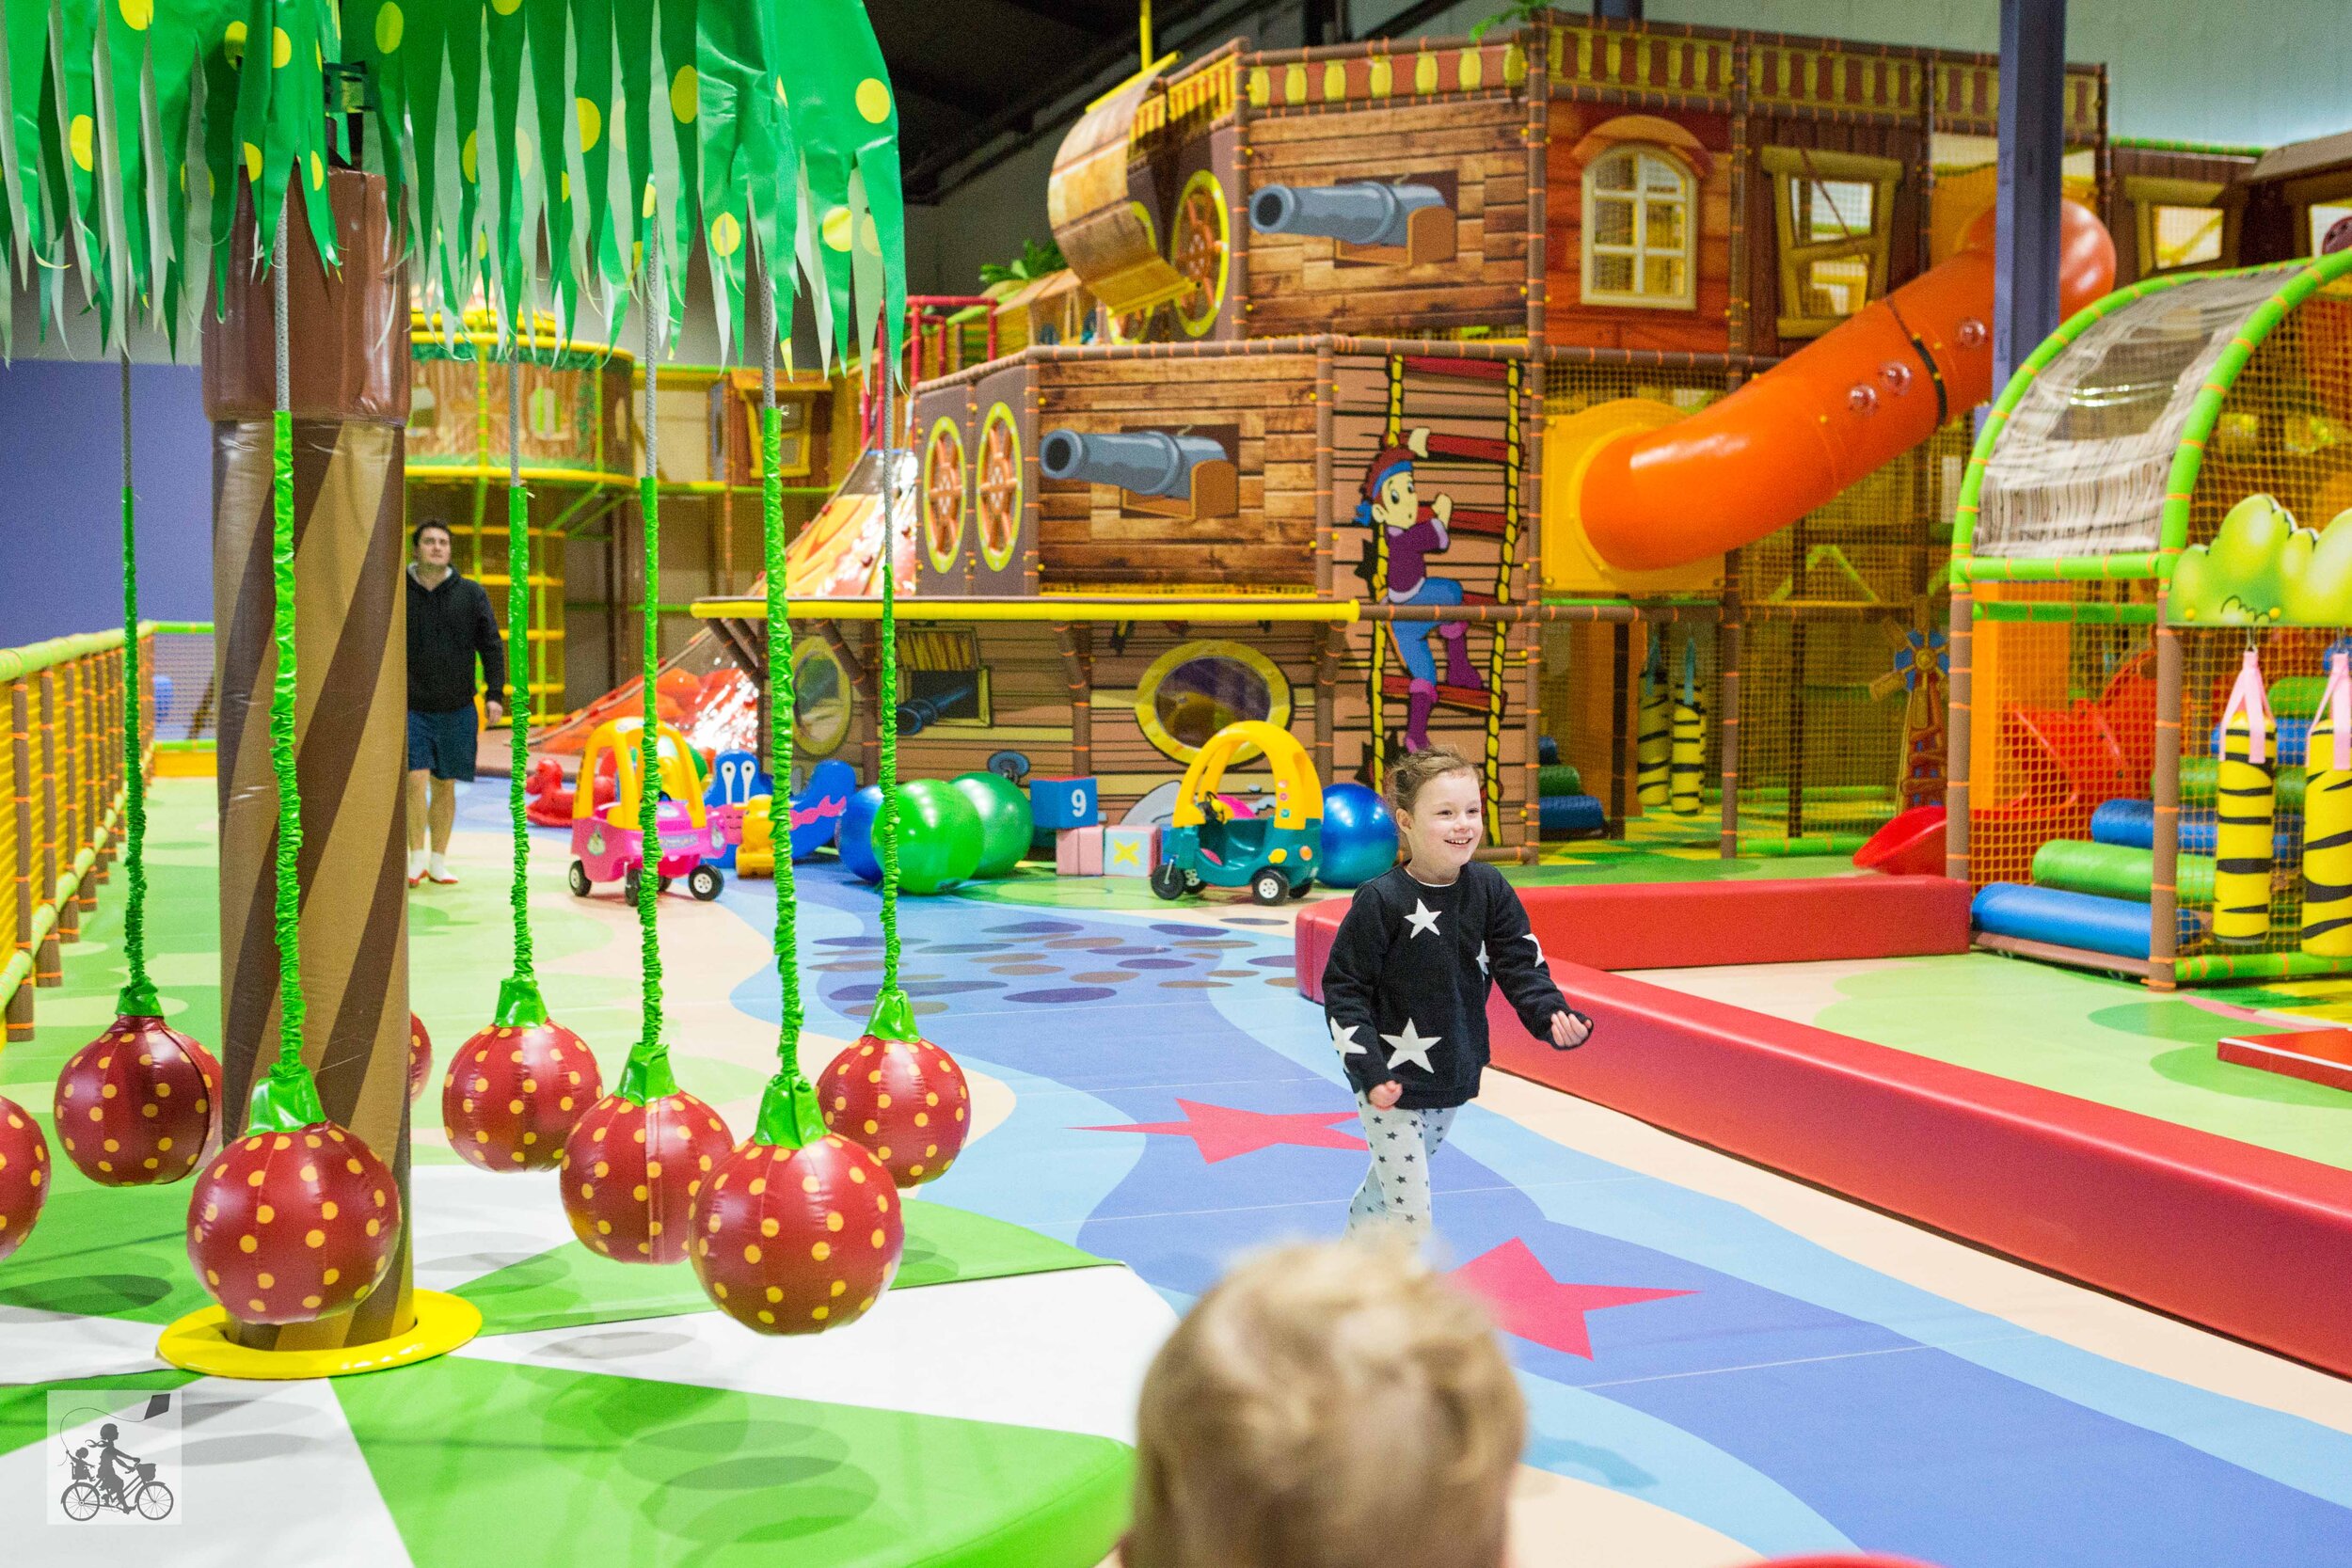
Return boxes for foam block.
[1538,794,1607,836]
[1032,777,1100,832]
[2090,799,2219,856]
[1104,824,1159,879]
[1972,882,2155,959]
[2218,1029,2352,1094]
[1055,825,1104,877]
[1295,877,1972,1003]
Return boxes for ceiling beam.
[889,63,1004,121]
[903,0,1268,204]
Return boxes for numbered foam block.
[1057,825,1104,877]
[1104,824,1159,879]
[1032,777,1100,832]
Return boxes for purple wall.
[0,359,215,645]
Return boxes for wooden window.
[2123,176,2226,274]
[1760,147,1902,340]
[1581,147,1697,311]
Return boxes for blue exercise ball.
[839,784,885,884]
[1318,783,1398,888]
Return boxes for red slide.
[1581,203,2116,573]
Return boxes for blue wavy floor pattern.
[690,857,2352,1566]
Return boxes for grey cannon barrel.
[1248,182,1447,246]
[1039,429,1229,499]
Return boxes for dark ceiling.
[871,0,1466,204]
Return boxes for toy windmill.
[1870,624,1950,810]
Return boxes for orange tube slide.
[1581,201,2117,573]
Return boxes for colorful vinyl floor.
[4,779,2352,1567]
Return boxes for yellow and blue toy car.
[1151,721,1325,905]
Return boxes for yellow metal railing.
[2,626,151,1042]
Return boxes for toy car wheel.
[658,875,674,894]
[1287,878,1313,899]
[688,866,723,901]
[623,868,643,903]
[1249,869,1289,906]
[567,861,592,897]
[1149,863,1189,901]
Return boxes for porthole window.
[791,637,855,761]
[1134,640,1293,765]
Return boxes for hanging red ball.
[53,1016,219,1186]
[691,1132,903,1334]
[187,1122,401,1324]
[442,1020,603,1172]
[820,1034,972,1188]
[407,1014,433,1104]
[0,1097,51,1263]
[559,1091,733,1264]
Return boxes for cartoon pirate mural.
[1356,427,1486,752]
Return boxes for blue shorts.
[407,707,478,782]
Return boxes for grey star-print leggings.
[1345,1093,1458,1244]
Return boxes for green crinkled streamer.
[245,406,322,1136]
[615,273,675,1108]
[506,359,536,990]
[117,356,156,1020]
[751,304,826,1150]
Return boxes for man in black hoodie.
[406,519,507,886]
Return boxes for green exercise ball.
[895,779,986,895]
[951,771,1033,879]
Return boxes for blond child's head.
[1127,1234,1525,1568]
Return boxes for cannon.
[1039,428,1239,519]
[1248,181,1455,263]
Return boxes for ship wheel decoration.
[976,404,1025,574]
[922,417,967,574]
[1171,169,1231,339]
[1106,201,1162,344]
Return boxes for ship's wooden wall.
[890,624,1077,784]
[2106,143,2255,282]
[1034,354,1320,590]
[1243,94,1530,338]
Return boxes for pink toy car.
[564,717,730,902]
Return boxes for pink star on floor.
[1450,1237,1693,1358]
[1083,1099,1367,1164]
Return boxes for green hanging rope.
[615,261,677,1106]
[247,213,325,1133]
[117,351,157,1020]
[865,350,919,1045]
[493,352,548,1030]
[753,281,824,1148]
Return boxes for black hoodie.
[406,564,509,715]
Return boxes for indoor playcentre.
[5,6,2352,1568]
[689,13,2120,867]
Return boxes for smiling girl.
[1319,746,1593,1245]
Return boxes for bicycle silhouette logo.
[47,1392,181,1528]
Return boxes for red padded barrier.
[1294,877,1971,1003]
[1292,877,2352,1373]
[1486,965,2352,1378]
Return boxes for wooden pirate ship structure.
[696,11,2117,857]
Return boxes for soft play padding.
[2028,840,2215,904]
[1538,794,1607,836]
[1297,878,1971,999]
[1484,963,2352,1379]
[2090,798,2218,856]
[1971,881,2176,959]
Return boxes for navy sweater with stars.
[1319,861,1573,1110]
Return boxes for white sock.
[428,852,451,880]
[408,848,427,879]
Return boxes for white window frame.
[1581,145,1699,312]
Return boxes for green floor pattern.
[0,781,1133,1567]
